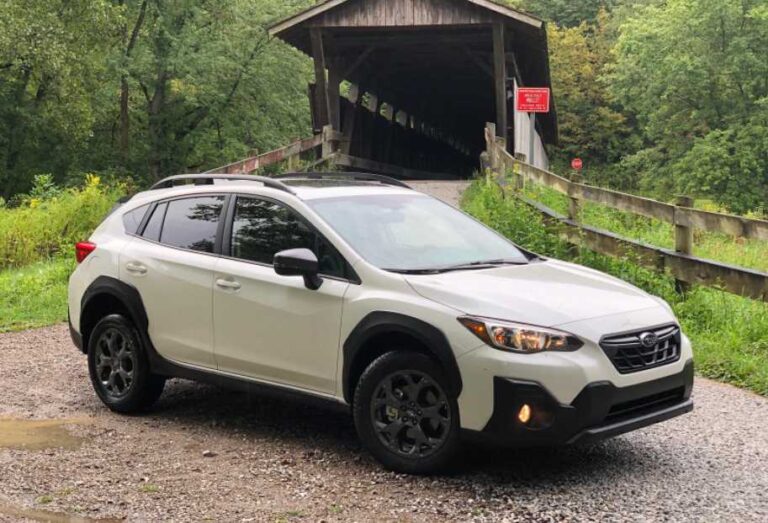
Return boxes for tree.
[0,0,115,196]
[608,0,768,210]
[502,0,619,27]
[546,13,630,170]
[116,0,314,181]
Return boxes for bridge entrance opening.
[270,0,558,180]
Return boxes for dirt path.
[1,182,767,522]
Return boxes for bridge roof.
[269,0,557,147]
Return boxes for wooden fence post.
[674,195,695,294]
[485,122,497,173]
[322,124,339,159]
[568,170,583,223]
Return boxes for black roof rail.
[149,174,296,195]
[276,172,411,189]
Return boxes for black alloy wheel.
[353,351,461,474]
[93,327,137,398]
[370,370,452,458]
[87,314,165,413]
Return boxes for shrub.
[0,175,123,268]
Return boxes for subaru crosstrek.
[68,172,694,474]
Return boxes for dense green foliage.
[0,0,314,196]
[0,175,122,268]
[510,0,618,27]
[462,179,768,396]
[540,0,768,214]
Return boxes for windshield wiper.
[385,259,528,275]
[383,268,443,275]
[434,259,529,273]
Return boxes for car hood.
[404,259,662,328]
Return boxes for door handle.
[125,262,148,275]
[216,278,241,291]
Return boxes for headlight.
[458,316,583,354]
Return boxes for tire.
[87,314,165,414]
[353,351,461,474]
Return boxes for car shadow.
[145,378,662,486]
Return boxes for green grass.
[0,258,73,333]
[522,182,768,273]
[463,178,768,396]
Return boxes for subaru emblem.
[639,332,659,348]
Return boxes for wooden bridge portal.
[269,0,558,179]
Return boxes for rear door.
[122,194,227,368]
[213,195,351,394]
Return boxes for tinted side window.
[159,196,225,253]
[122,205,149,235]
[231,197,346,278]
[142,202,167,242]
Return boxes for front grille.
[600,324,681,374]
[604,387,685,424]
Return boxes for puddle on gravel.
[0,504,122,522]
[0,418,88,451]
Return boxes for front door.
[213,196,351,395]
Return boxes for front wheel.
[353,351,461,474]
[87,314,165,414]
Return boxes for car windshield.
[307,194,530,272]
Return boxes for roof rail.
[276,172,411,189]
[149,174,296,195]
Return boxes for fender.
[342,312,463,403]
[80,276,149,350]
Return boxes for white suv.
[68,173,694,474]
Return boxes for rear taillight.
[75,242,97,263]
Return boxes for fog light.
[518,404,532,424]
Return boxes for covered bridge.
[269,0,558,179]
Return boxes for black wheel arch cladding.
[342,311,463,403]
[80,276,149,352]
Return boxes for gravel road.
[1,181,767,522]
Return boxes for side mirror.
[274,248,323,290]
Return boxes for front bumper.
[466,359,694,446]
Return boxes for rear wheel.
[353,351,461,474]
[87,314,165,413]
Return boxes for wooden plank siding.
[313,0,498,28]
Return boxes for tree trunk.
[119,76,130,161]
[147,71,167,181]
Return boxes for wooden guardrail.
[206,134,324,175]
[484,123,768,302]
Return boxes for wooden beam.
[341,46,376,78]
[310,28,330,128]
[328,66,341,131]
[492,23,508,145]
[341,85,361,155]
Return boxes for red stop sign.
[571,158,583,170]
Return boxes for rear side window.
[159,196,225,253]
[122,205,149,235]
[142,202,167,242]
[230,196,347,278]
